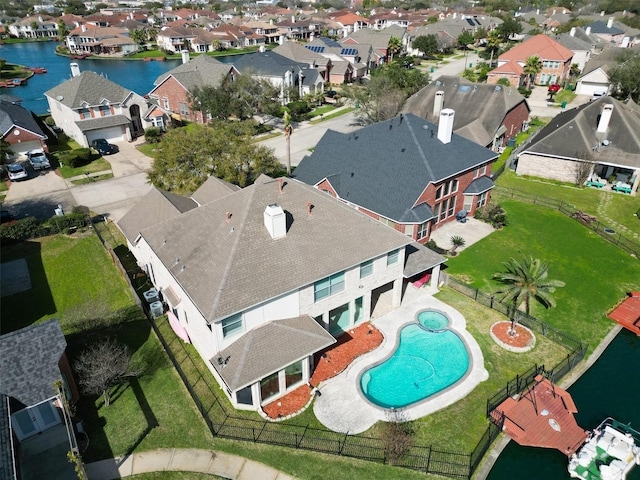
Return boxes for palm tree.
[494,255,565,335]
[283,109,292,176]
[387,36,403,62]
[450,235,466,255]
[523,56,543,89]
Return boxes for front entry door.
[11,400,61,441]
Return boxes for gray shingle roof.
[0,100,47,139]
[132,177,413,322]
[552,32,593,52]
[520,96,640,169]
[211,315,336,390]
[77,114,131,132]
[118,188,198,244]
[45,71,136,109]
[293,113,497,223]
[191,175,240,206]
[232,50,306,77]
[153,54,235,90]
[404,242,446,278]
[464,176,495,194]
[402,76,530,147]
[0,319,66,406]
[273,41,330,67]
[586,20,624,35]
[0,395,14,480]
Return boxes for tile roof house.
[118,175,444,410]
[487,34,574,87]
[0,98,49,158]
[149,54,240,125]
[293,113,498,243]
[8,15,58,38]
[0,319,79,478]
[516,96,640,194]
[66,25,141,57]
[45,66,163,146]
[402,75,531,151]
[156,24,198,53]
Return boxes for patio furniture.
[586,173,606,189]
[612,182,632,194]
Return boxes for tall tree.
[412,34,438,57]
[457,31,475,51]
[494,255,565,334]
[609,52,640,102]
[387,36,403,62]
[496,16,522,43]
[57,19,69,38]
[283,109,292,176]
[523,55,542,89]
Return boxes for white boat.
[569,418,640,480]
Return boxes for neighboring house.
[148,54,239,124]
[276,17,315,41]
[156,24,198,53]
[488,34,574,87]
[585,18,626,47]
[8,15,58,38]
[232,50,324,102]
[341,25,408,65]
[306,36,370,79]
[485,60,525,88]
[553,28,594,70]
[0,98,49,158]
[0,319,79,478]
[332,12,369,37]
[574,45,640,97]
[242,20,281,43]
[516,96,640,194]
[402,75,531,152]
[118,175,445,410]
[66,25,141,56]
[294,113,498,243]
[209,23,266,49]
[273,41,333,83]
[45,65,162,146]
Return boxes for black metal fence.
[95,221,588,480]
[495,186,640,258]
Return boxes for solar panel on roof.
[323,38,341,47]
[305,45,325,53]
[474,18,481,25]
[340,48,357,56]
[466,18,474,26]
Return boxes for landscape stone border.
[490,321,536,353]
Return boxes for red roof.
[608,292,640,335]
[488,59,524,76]
[499,34,574,62]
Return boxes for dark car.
[0,210,15,224]
[91,138,118,155]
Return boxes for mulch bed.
[262,323,384,419]
[490,321,533,349]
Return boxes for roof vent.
[264,204,286,239]
[494,85,502,92]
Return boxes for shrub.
[425,239,448,255]
[59,148,92,168]
[0,217,48,243]
[518,87,532,98]
[50,212,88,234]
[144,127,163,144]
[474,204,508,228]
[286,101,311,121]
[45,116,56,126]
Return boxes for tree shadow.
[119,376,158,463]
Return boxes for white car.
[27,149,51,170]
[7,163,28,181]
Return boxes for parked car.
[91,139,118,155]
[27,149,51,170]
[0,210,15,224]
[7,163,28,181]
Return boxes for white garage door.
[86,126,125,145]
[11,140,43,157]
[576,81,608,97]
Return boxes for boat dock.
[608,292,640,335]
[491,375,589,456]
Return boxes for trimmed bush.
[50,212,88,234]
[0,217,48,243]
[144,127,163,144]
[59,148,92,168]
[287,101,311,121]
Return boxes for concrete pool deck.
[313,289,489,433]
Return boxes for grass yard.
[71,172,114,185]
[57,157,112,178]
[444,199,640,351]
[310,106,355,124]
[0,234,134,334]
[496,171,640,238]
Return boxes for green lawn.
[310,106,355,124]
[71,173,114,185]
[57,157,112,178]
[444,199,640,351]
[308,105,337,117]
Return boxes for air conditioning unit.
[149,301,164,318]
[143,288,160,304]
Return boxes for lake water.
[0,41,182,114]
[487,328,640,480]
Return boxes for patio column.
[632,169,640,195]
[427,264,441,293]
[392,278,402,308]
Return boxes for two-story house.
[8,15,58,38]
[45,65,162,146]
[293,113,498,243]
[118,175,445,410]
[402,75,531,152]
[66,25,140,56]
[0,97,49,157]
[487,34,574,87]
[148,54,239,124]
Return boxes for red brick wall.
[150,77,206,124]
[502,102,530,142]
[4,127,47,152]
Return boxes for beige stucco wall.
[517,153,584,183]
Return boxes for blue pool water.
[417,310,450,331]
[360,315,470,409]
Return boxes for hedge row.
[58,148,92,168]
[1,210,90,243]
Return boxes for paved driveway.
[2,138,153,222]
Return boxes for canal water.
[0,41,181,114]
[487,328,640,479]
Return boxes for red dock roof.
[608,292,640,335]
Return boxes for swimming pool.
[359,310,470,409]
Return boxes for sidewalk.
[85,448,296,480]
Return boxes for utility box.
[149,301,164,318]
[143,288,160,304]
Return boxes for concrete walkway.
[85,448,296,480]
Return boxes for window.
[79,107,90,119]
[380,217,395,229]
[447,195,456,217]
[260,372,279,401]
[179,102,189,116]
[221,313,243,338]
[451,179,459,193]
[314,272,345,301]
[354,296,364,324]
[236,385,253,405]
[417,221,429,240]
[387,249,400,266]
[100,105,111,117]
[435,185,443,200]
[284,360,303,389]
[151,116,164,129]
[360,260,374,279]
[477,191,488,208]
[162,98,169,109]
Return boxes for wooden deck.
[492,375,589,456]
[608,292,640,335]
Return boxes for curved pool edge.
[313,294,488,433]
